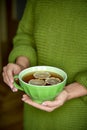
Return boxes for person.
[2,0,87,130]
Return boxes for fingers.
[3,66,13,87]
[3,66,14,83]
[42,100,63,107]
[22,94,59,112]
[2,70,17,92]
[21,94,51,112]
[21,90,69,112]
[2,64,18,92]
[42,90,69,108]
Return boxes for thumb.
[13,66,21,75]
[42,100,59,107]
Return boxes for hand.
[2,63,24,92]
[22,82,87,112]
[22,90,68,112]
[2,56,30,92]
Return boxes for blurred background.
[0,0,26,129]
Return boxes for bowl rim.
[18,66,67,87]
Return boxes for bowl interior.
[19,66,67,87]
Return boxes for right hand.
[2,63,24,92]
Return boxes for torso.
[33,0,87,83]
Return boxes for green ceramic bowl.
[14,66,67,103]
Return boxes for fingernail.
[11,80,13,83]
[21,97,26,102]
[11,87,18,92]
[21,98,24,101]
[42,102,47,106]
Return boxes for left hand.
[22,82,87,112]
[22,90,68,112]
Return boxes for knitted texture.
[9,0,87,129]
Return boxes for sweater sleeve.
[74,70,87,103]
[8,0,37,66]
[74,70,87,88]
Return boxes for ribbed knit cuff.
[8,46,37,66]
[74,71,87,88]
[74,71,87,103]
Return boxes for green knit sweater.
[9,0,87,130]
